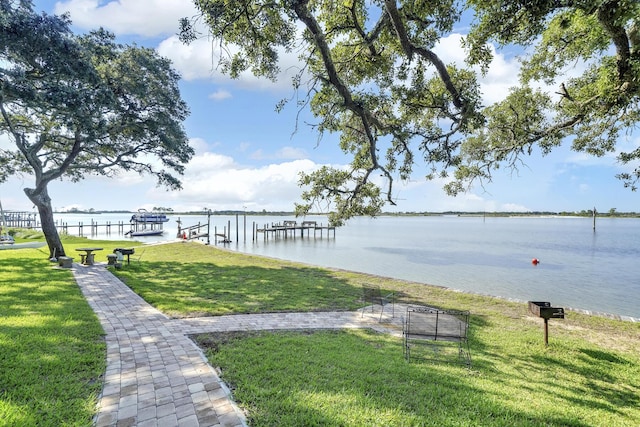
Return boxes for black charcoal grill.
[114,248,135,265]
[528,301,564,346]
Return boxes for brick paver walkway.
[73,263,402,427]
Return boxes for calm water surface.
[55,213,640,319]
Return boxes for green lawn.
[1,237,639,426]
[0,236,106,427]
[195,329,639,426]
[115,242,640,427]
[113,241,365,316]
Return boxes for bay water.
[54,213,640,319]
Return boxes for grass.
[112,241,640,427]
[1,237,639,426]
[113,241,365,316]
[194,329,639,426]
[0,234,106,426]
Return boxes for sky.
[1,0,639,214]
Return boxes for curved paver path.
[73,263,402,427]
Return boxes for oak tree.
[0,1,193,258]
[457,0,640,195]
[183,0,639,225]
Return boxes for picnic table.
[75,247,103,265]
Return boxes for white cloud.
[209,90,232,101]
[433,34,520,106]
[479,46,521,105]
[54,0,197,37]
[248,146,308,161]
[276,146,307,160]
[157,36,228,81]
[433,33,468,64]
[0,133,13,150]
[189,137,210,155]
[148,157,318,211]
[157,35,304,92]
[384,175,526,213]
[185,152,237,177]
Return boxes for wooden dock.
[4,211,337,243]
[3,211,148,237]
[2,211,39,228]
[58,220,132,236]
[255,220,336,241]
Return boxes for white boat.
[0,235,15,245]
[126,228,164,237]
[130,209,170,224]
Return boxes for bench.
[361,284,395,321]
[106,254,122,269]
[403,306,471,366]
[58,256,74,268]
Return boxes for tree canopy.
[183,0,639,225]
[0,0,193,256]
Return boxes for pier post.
[207,210,211,245]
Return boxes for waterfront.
[51,213,640,319]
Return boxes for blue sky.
[1,0,639,214]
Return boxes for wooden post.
[592,207,596,231]
[544,318,549,347]
[206,210,211,245]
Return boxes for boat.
[130,209,170,224]
[125,228,164,237]
[0,234,15,245]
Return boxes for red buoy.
[531,258,540,265]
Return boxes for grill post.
[543,318,549,346]
[528,301,564,347]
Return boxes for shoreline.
[192,239,640,323]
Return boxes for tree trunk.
[24,186,65,259]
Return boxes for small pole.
[206,210,211,245]
[544,318,549,347]
[592,207,596,231]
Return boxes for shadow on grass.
[0,256,105,427]
[195,329,595,427]
[113,259,365,317]
[523,348,640,415]
[108,243,638,426]
[461,326,640,425]
[0,258,91,317]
